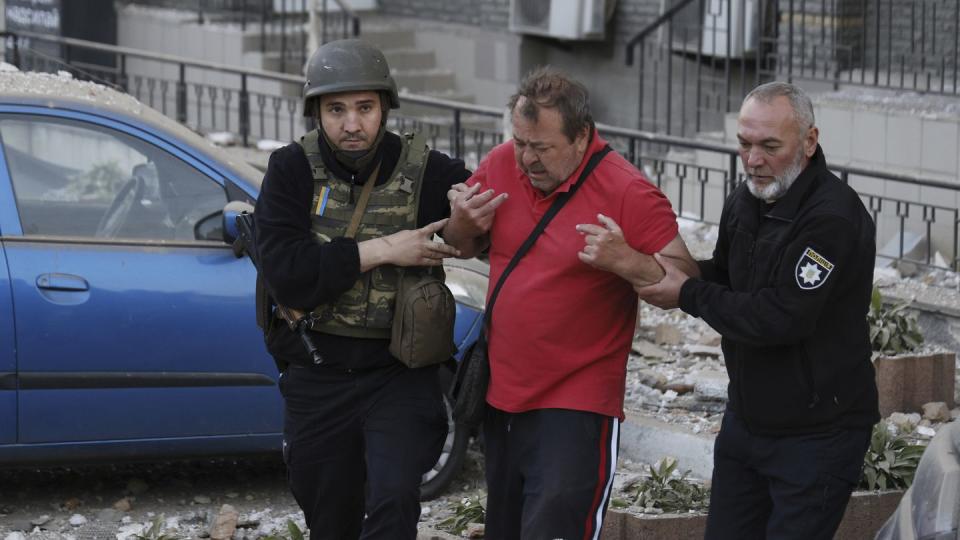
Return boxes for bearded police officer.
[254,39,471,539]
[633,82,880,539]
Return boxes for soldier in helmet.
[254,39,471,539]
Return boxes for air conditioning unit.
[700,0,758,58]
[662,0,759,58]
[509,0,613,41]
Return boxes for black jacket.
[254,131,471,370]
[679,146,880,435]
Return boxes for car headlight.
[443,258,489,311]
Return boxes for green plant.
[438,494,486,535]
[621,457,710,514]
[859,421,927,491]
[868,287,923,356]
[261,519,306,540]
[132,516,181,540]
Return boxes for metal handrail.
[624,0,697,66]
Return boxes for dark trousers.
[704,411,871,540]
[483,407,620,540]
[279,362,446,540]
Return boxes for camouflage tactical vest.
[297,129,429,339]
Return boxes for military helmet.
[302,38,400,117]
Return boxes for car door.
[0,109,281,446]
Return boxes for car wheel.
[420,391,470,501]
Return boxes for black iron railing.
[626,0,960,137]
[3,31,958,270]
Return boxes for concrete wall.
[376,0,509,29]
[375,0,666,128]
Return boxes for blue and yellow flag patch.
[314,185,331,216]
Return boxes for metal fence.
[626,0,960,138]
[3,31,958,270]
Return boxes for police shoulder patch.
[795,246,834,290]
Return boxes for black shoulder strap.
[483,144,613,330]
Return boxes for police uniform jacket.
[255,131,471,370]
[678,146,880,436]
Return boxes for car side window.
[0,115,227,241]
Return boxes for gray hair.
[508,66,594,142]
[743,81,815,134]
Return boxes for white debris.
[0,71,143,115]
[917,425,937,437]
[256,139,287,151]
[873,266,901,287]
[206,131,238,147]
[68,514,87,526]
[0,62,20,73]
[116,522,147,540]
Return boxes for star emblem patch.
[795,247,834,290]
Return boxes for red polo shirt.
[467,134,678,419]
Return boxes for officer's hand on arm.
[442,182,508,259]
[635,253,690,309]
[357,219,461,271]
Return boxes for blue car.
[0,71,484,499]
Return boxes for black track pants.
[279,363,446,540]
[483,407,620,540]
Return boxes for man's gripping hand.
[443,182,508,258]
[635,253,690,310]
[577,213,667,287]
[448,183,508,237]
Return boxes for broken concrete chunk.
[922,401,951,422]
[888,412,922,432]
[683,344,723,357]
[632,339,669,359]
[208,504,239,540]
[691,370,729,401]
[654,323,684,345]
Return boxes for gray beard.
[746,151,806,202]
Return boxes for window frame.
[0,106,229,246]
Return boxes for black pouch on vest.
[389,271,457,368]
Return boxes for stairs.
[356,22,474,105]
